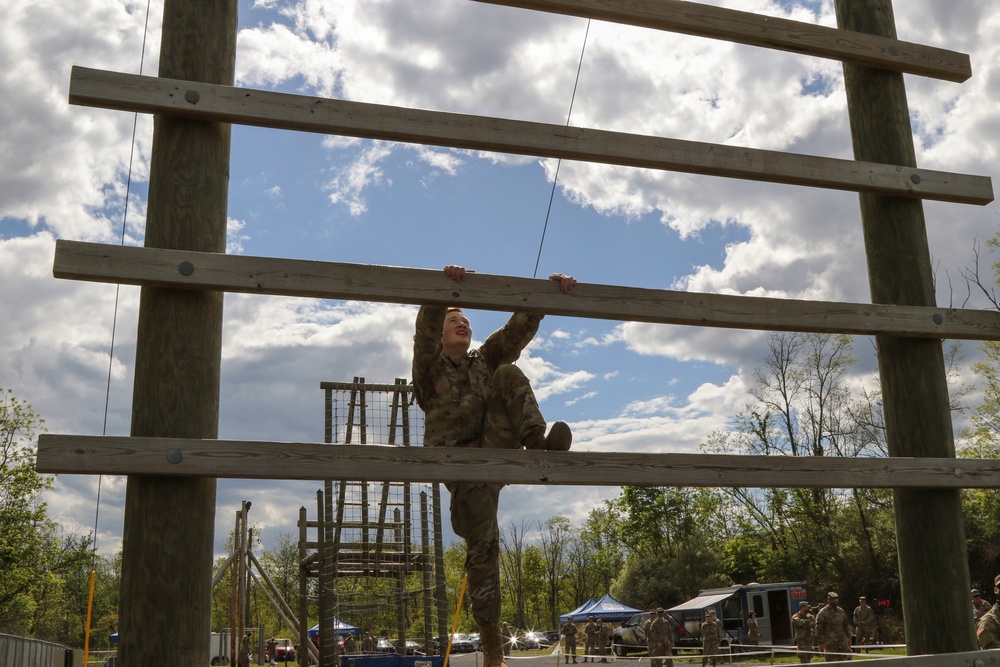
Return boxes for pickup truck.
[610,612,694,656]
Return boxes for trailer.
[210,629,232,665]
[667,582,808,648]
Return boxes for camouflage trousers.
[448,364,545,624]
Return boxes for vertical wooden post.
[118,1,236,665]
[421,492,435,655]
[834,0,976,654]
[432,484,450,652]
[298,506,309,667]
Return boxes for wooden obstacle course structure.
[35,0,999,665]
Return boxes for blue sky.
[3,0,999,557]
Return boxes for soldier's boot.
[565,656,569,664]
[478,621,507,667]
[523,421,573,451]
[573,656,577,664]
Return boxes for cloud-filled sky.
[3,0,999,558]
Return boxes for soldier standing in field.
[792,602,816,663]
[852,596,875,647]
[700,609,723,667]
[584,615,600,662]
[648,608,675,667]
[562,618,578,664]
[816,592,852,661]
[412,266,576,667]
[978,575,1000,650]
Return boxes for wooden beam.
[53,240,1000,341]
[474,0,972,82]
[68,67,993,205]
[34,434,1000,490]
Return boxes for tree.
[538,516,572,629]
[0,387,51,634]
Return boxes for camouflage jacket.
[648,617,674,649]
[700,619,722,645]
[792,611,816,648]
[815,605,851,645]
[979,604,1000,650]
[853,604,875,627]
[974,598,992,620]
[412,306,541,448]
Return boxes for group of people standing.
[559,615,611,663]
[789,591,878,662]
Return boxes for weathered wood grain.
[67,67,993,205]
[474,0,971,82]
[35,434,1000,489]
[53,240,1000,340]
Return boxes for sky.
[3,0,1000,561]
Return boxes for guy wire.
[93,0,153,564]
[532,19,591,279]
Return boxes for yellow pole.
[443,574,468,667]
[84,569,96,667]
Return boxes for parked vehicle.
[448,633,477,653]
[467,633,481,650]
[520,631,551,649]
[543,631,561,645]
[269,638,296,662]
[611,612,690,656]
[376,638,397,654]
[402,640,426,655]
[668,582,808,648]
[209,630,232,665]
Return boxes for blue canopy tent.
[308,617,361,639]
[559,598,596,624]
[560,595,642,623]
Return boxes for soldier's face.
[442,311,472,351]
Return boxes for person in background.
[412,266,576,667]
[816,592,852,661]
[974,589,992,621]
[584,615,600,662]
[648,608,675,667]
[561,618,578,664]
[978,574,1000,650]
[747,611,760,646]
[598,618,609,663]
[700,609,722,667]
[267,637,278,666]
[792,602,816,663]
[239,631,252,667]
[852,596,875,647]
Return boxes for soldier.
[584,615,600,662]
[978,574,1000,650]
[973,589,992,621]
[644,610,656,662]
[502,623,514,657]
[343,634,356,655]
[700,609,723,667]
[792,602,816,663]
[648,608,675,667]
[852,596,875,647]
[361,629,376,654]
[598,618,609,663]
[815,592,852,661]
[412,266,576,667]
[562,618,579,664]
[747,611,760,646]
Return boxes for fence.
[0,633,73,667]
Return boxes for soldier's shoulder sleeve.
[481,311,543,368]
[412,305,446,405]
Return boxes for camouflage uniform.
[815,598,852,661]
[979,604,1000,650]
[700,615,723,667]
[598,621,609,662]
[648,612,675,667]
[584,618,600,662]
[502,623,514,656]
[852,600,875,644]
[412,305,547,625]
[562,620,578,663]
[973,591,992,621]
[792,606,816,663]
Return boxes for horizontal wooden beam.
[35,434,1000,489]
[68,67,993,205]
[474,0,972,82]
[53,240,1000,340]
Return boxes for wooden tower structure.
[297,378,447,666]
[36,1,1000,666]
